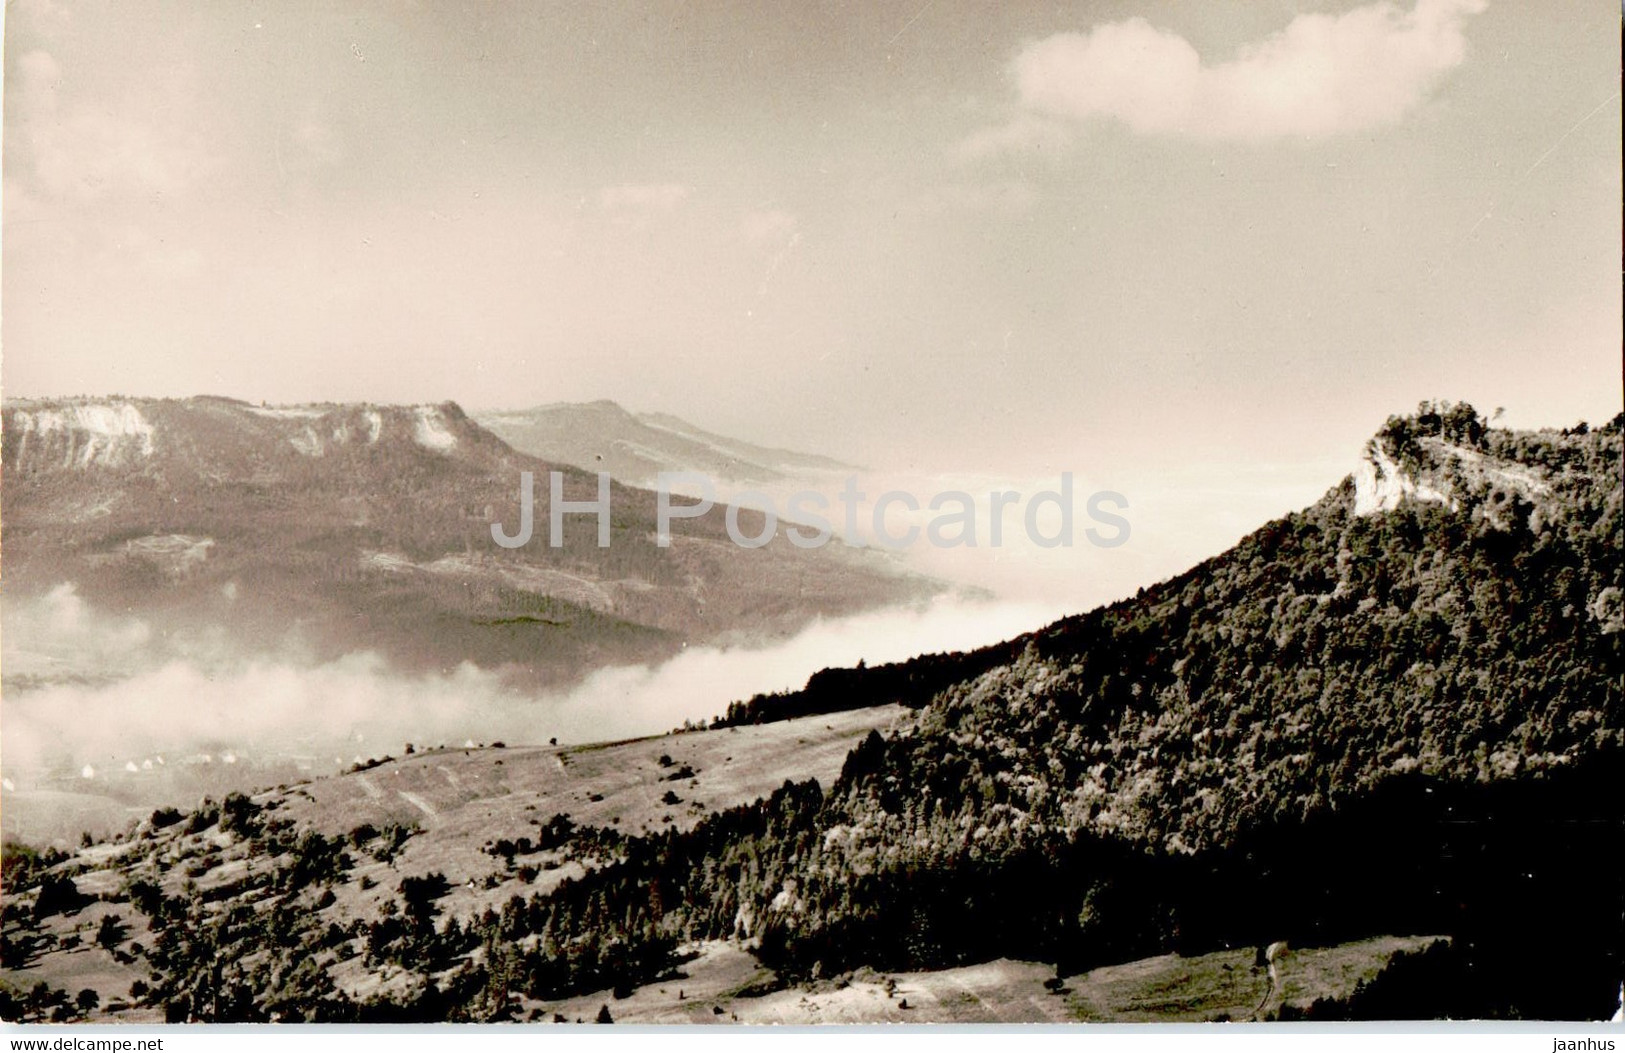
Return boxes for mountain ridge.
[0,394,929,687]
[474,400,855,489]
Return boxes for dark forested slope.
[492,404,1622,1017]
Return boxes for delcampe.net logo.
[490,471,1130,551]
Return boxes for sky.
[3,0,1620,486]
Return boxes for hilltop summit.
[1350,401,1571,524]
[3,397,500,477]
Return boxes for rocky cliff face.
[2,397,497,480]
[1351,423,1557,531]
[1351,434,1457,516]
[5,399,159,469]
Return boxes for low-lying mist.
[1,583,1068,785]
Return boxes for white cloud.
[954,113,1075,163]
[9,49,222,204]
[999,0,1486,143]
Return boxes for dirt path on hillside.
[1252,956,1280,1020]
[396,790,438,819]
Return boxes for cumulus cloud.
[3,41,222,283]
[1000,0,1486,143]
[8,48,222,204]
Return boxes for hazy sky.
[4,0,1620,480]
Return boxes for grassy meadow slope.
[0,707,910,1020]
[529,935,1445,1024]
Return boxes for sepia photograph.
[0,0,1620,1042]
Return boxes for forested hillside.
[494,405,1621,1017]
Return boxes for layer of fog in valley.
[0,581,1061,843]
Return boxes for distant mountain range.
[0,396,925,686]
[475,401,854,489]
